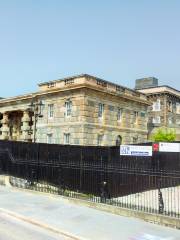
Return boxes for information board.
[159,142,180,152]
[120,145,152,156]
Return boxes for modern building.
[135,77,180,140]
[0,74,150,145]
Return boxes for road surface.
[0,185,179,240]
[0,212,74,240]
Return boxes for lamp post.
[28,100,44,143]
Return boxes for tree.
[151,127,176,142]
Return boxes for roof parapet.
[38,74,148,101]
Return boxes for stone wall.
[0,74,150,145]
[35,88,148,145]
[147,93,180,140]
[36,89,85,144]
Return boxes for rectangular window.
[97,134,103,146]
[176,118,180,125]
[152,99,161,111]
[64,133,70,144]
[168,117,173,125]
[152,116,161,124]
[117,108,122,122]
[176,102,180,114]
[98,103,104,118]
[134,111,138,124]
[47,134,53,144]
[48,104,54,118]
[65,100,72,116]
[167,101,173,112]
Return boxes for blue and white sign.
[120,145,152,156]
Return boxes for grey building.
[136,78,180,140]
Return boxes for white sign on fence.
[159,142,180,152]
[120,145,152,156]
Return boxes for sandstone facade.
[0,74,150,145]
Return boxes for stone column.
[21,110,31,141]
[0,113,10,140]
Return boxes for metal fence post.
[158,188,164,214]
[100,181,108,203]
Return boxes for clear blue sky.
[0,0,180,97]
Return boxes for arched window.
[116,135,122,146]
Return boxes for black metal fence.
[0,140,180,218]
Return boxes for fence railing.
[0,140,180,218]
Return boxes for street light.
[28,99,44,143]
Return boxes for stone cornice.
[38,73,144,96]
[0,82,151,106]
[138,86,180,99]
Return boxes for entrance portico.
[0,110,33,142]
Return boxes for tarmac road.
[0,212,74,240]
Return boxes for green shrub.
[151,127,176,142]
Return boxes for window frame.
[152,116,161,124]
[64,133,70,144]
[152,99,161,111]
[48,104,54,118]
[97,134,104,146]
[167,101,173,112]
[47,133,53,144]
[176,102,180,114]
[117,108,123,122]
[168,116,173,125]
[98,103,104,118]
[65,100,72,117]
[134,111,139,124]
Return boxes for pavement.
[0,186,179,240]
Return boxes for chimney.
[135,77,158,90]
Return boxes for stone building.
[0,74,150,145]
[135,78,180,140]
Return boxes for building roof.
[0,74,150,106]
[137,85,180,98]
[38,73,143,95]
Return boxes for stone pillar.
[0,113,10,140]
[21,111,31,141]
[11,122,19,141]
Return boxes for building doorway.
[116,135,122,146]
